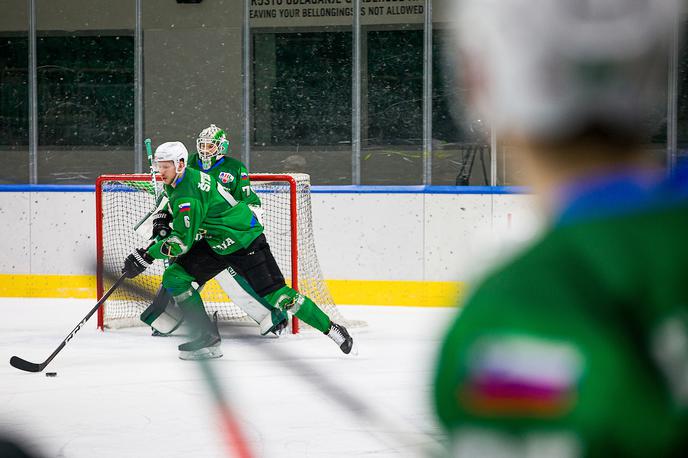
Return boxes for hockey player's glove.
[122,248,154,279]
[152,210,172,239]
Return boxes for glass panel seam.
[134,0,143,173]
[423,0,433,185]
[667,12,680,172]
[28,0,37,184]
[352,0,361,185]
[243,0,251,169]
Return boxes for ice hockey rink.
[0,298,454,458]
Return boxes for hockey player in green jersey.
[434,0,688,456]
[146,124,288,337]
[190,124,260,210]
[122,141,354,360]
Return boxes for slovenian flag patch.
[240,172,249,180]
[460,335,583,418]
[178,202,191,213]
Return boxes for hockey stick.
[9,273,128,373]
[145,138,158,200]
[101,268,254,458]
[145,138,171,253]
[101,270,445,457]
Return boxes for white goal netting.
[96,173,364,331]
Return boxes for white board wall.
[0,191,540,282]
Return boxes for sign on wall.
[250,0,425,27]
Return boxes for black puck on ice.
[45,372,57,377]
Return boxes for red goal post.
[95,173,362,333]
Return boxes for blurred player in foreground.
[434,0,688,456]
[122,141,354,360]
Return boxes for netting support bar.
[251,174,300,334]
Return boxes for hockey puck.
[45,372,57,377]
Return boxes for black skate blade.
[10,356,44,373]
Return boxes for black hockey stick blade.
[9,273,127,373]
[9,356,45,372]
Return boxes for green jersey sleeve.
[233,164,261,207]
[147,196,204,259]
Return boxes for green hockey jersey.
[188,153,261,207]
[147,167,263,260]
[434,170,688,457]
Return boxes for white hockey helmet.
[154,141,189,171]
[196,124,229,169]
[452,0,681,142]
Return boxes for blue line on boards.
[0,184,528,195]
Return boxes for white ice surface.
[0,299,455,458]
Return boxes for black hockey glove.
[122,248,154,279]
[152,210,172,238]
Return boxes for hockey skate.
[178,313,223,360]
[326,322,354,354]
[269,315,289,336]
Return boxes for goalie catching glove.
[152,210,172,239]
[122,248,154,279]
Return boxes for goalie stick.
[9,273,128,373]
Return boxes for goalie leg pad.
[215,268,288,335]
[140,287,185,336]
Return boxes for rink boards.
[0,186,540,307]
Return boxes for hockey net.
[96,173,364,332]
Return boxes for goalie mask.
[197,124,229,170]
